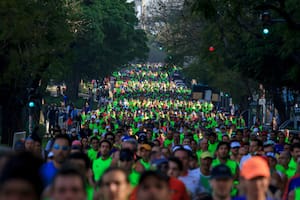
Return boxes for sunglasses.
[53,144,70,151]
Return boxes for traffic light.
[209,46,215,52]
[28,101,35,108]
[261,11,271,35]
[262,28,269,35]
[28,95,36,108]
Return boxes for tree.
[0,0,73,144]
[64,0,149,99]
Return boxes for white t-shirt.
[178,168,200,199]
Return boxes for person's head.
[161,147,170,159]
[105,132,115,144]
[136,171,171,200]
[249,139,262,154]
[266,152,277,168]
[67,152,90,175]
[81,137,88,147]
[200,138,209,151]
[216,142,230,160]
[71,140,82,154]
[0,152,43,200]
[222,134,230,142]
[278,151,291,167]
[167,157,183,178]
[284,143,291,152]
[24,137,34,152]
[118,149,134,171]
[200,151,213,172]
[139,144,152,161]
[291,143,300,160]
[51,165,86,200]
[99,140,112,158]
[209,164,233,200]
[173,146,191,172]
[240,156,270,198]
[182,138,191,146]
[190,139,197,152]
[166,131,173,140]
[278,132,286,144]
[52,134,71,165]
[97,167,131,200]
[208,132,217,143]
[122,139,138,153]
[230,141,241,156]
[90,136,99,151]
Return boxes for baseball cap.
[230,141,241,149]
[240,156,270,180]
[200,151,213,159]
[140,144,152,151]
[266,152,276,160]
[72,140,81,147]
[210,164,232,179]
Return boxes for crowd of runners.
[1,64,300,200]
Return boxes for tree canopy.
[0,0,149,144]
[145,0,300,115]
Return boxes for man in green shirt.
[87,136,99,161]
[212,141,239,180]
[288,143,300,178]
[92,140,112,181]
[208,131,218,154]
[163,130,174,148]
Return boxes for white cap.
[230,141,241,148]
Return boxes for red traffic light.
[209,46,215,52]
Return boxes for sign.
[12,131,26,150]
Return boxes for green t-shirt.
[140,159,151,170]
[92,157,112,181]
[129,170,140,187]
[212,158,238,176]
[87,149,98,161]
[199,172,211,193]
[288,158,297,178]
[86,184,94,200]
[163,139,173,148]
[208,141,218,154]
[196,150,203,162]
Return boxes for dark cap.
[210,164,232,179]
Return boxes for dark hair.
[98,167,129,186]
[251,139,263,147]
[99,139,112,149]
[68,152,91,169]
[105,132,115,141]
[291,143,300,152]
[90,136,99,143]
[138,170,169,185]
[52,164,86,191]
[54,134,71,146]
[216,141,230,151]
[0,152,43,197]
[168,156,183,171]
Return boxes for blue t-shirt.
[40,161,58,187]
